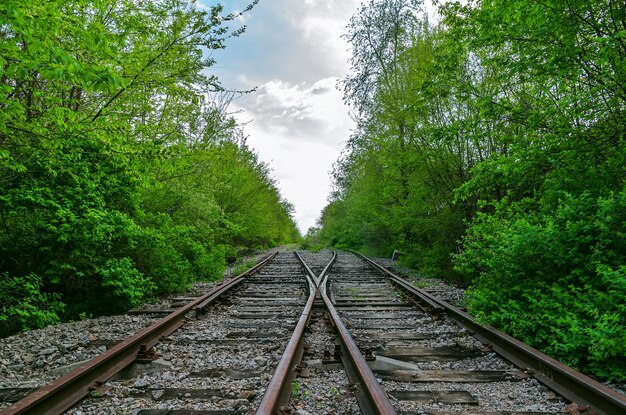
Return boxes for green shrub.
[232,259,257,276]
[457,191,626,382]
[130,223,193,294]
[0,273,65,336]
[0,0,297,336]
[98,258,156,309]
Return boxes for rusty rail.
[346,249,442,311]
[316,252,336,288]
[319,251,397,415]
[2,251,278,415]
[195,252,278,313]
[351,250,626,415]
[255,252,318,414]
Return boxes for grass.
[232,259,257,276]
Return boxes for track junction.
[1,250,624,414]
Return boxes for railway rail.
[0,250,624,414]
[310,251,626,415]
[1,252,312,414]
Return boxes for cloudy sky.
[201,0,436,233]
[197,0,360,234]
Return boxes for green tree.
[0,0,297,336]
[320,0,626,381]
[445,0,626,381]
[322,0,497,277]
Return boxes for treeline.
[313,0,626,382]
[0,0,299,337]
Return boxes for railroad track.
[1,251,313,414]
[1,250,625,414]
[306,251,626,415]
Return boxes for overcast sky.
[197,0,359,234]
[201,0,436,233]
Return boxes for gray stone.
[240,390,256,401]
[133,377,149,388]
[151,389,164,399]
[42,347,57,355]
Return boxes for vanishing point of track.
[1,250,625,414]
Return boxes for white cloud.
[206,1,365,232]
[283,0,360,76]
[232,78,353,232]
[203,1,450,233]
[235,77,352,147]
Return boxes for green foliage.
[319,4,476,279]
[232,259,257,277]
[0,0,298,336]
[458,191,626,381]
[0,273,65,337]
[300,226,323,251]
[321,0,626,382]
[445,0,626,382]
[291,380,307,398]
[98,258,155,309]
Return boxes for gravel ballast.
[1,249,624,414]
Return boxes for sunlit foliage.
[318,0,626,381]
[0,0,298,336]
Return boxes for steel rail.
[295,252,320,287]
[2,251,278,415]
[319,251,398,415]
[316,252,336,288]
[346,249,442,311]
[255,252,319,414]
[195,252,278,313]
[350,250,626,415]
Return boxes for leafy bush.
[232,259,257,276]
[318,0,626,384]
[0,273,65,337]
[0,0,298,337]
[98,258,156,309]
[456,191,626,382]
